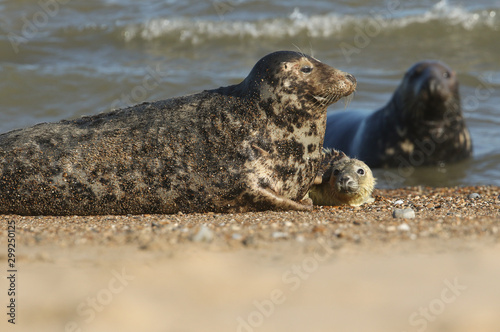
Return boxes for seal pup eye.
[333,169,340,176]
[357,168,365,175]
[301,66,313,74]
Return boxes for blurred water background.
[0,0,498,188]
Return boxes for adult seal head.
[323,60,472,168]
[308,149,375,206]
[0,51,356,216]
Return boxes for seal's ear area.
[313,175,324,185]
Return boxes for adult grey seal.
[323,60,472,168]
[0,51,356,216]
[308,149,375,206]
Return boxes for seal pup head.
[308,149,376,206]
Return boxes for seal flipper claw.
[313,175,323,185]
[316,148,348,184]
[249,184,313,212]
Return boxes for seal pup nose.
[339,175,353,188]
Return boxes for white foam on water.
[396,0,499,30]
[121,2,498,44]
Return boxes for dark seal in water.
[0,51,356,215]
[323,60,472,168]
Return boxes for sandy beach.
[0,185,499,332]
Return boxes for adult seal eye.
[357,168,365,175]
[301,66,313,74]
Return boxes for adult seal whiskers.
[0,51,356,216]
[323,60,472,168]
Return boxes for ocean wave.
[121,1,499,44]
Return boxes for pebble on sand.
[272,232,288,239]
[393,208,416,219]
[397,223,411,231]
[468,193,481,199]
[191,225,214,243]
[232,233,243,241]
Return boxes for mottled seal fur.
[323,60,472,168]
[309,149,375,206]
[0,51,356,216]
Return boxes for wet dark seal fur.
[308,149,375,206]
[323,61,472,168]
[0,51,356,216]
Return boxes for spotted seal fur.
[323,60,472,168]
[309,149,375,206]
[0,51,356,215]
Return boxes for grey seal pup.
[309,149,375,206]
[323,60,472,168]
[0,51,356,215]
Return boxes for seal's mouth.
[310,86,356,108]
[409,97,461,124]
[335,179,359,195]
[342,93,355,109]
[342,73,357,99]
[310,92,344,107]
[338,186,357,195]
[310,71,357,108]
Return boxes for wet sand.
[1,186,499,332]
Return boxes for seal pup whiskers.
[0,51,356,215]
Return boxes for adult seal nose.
[345,73,356,85]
